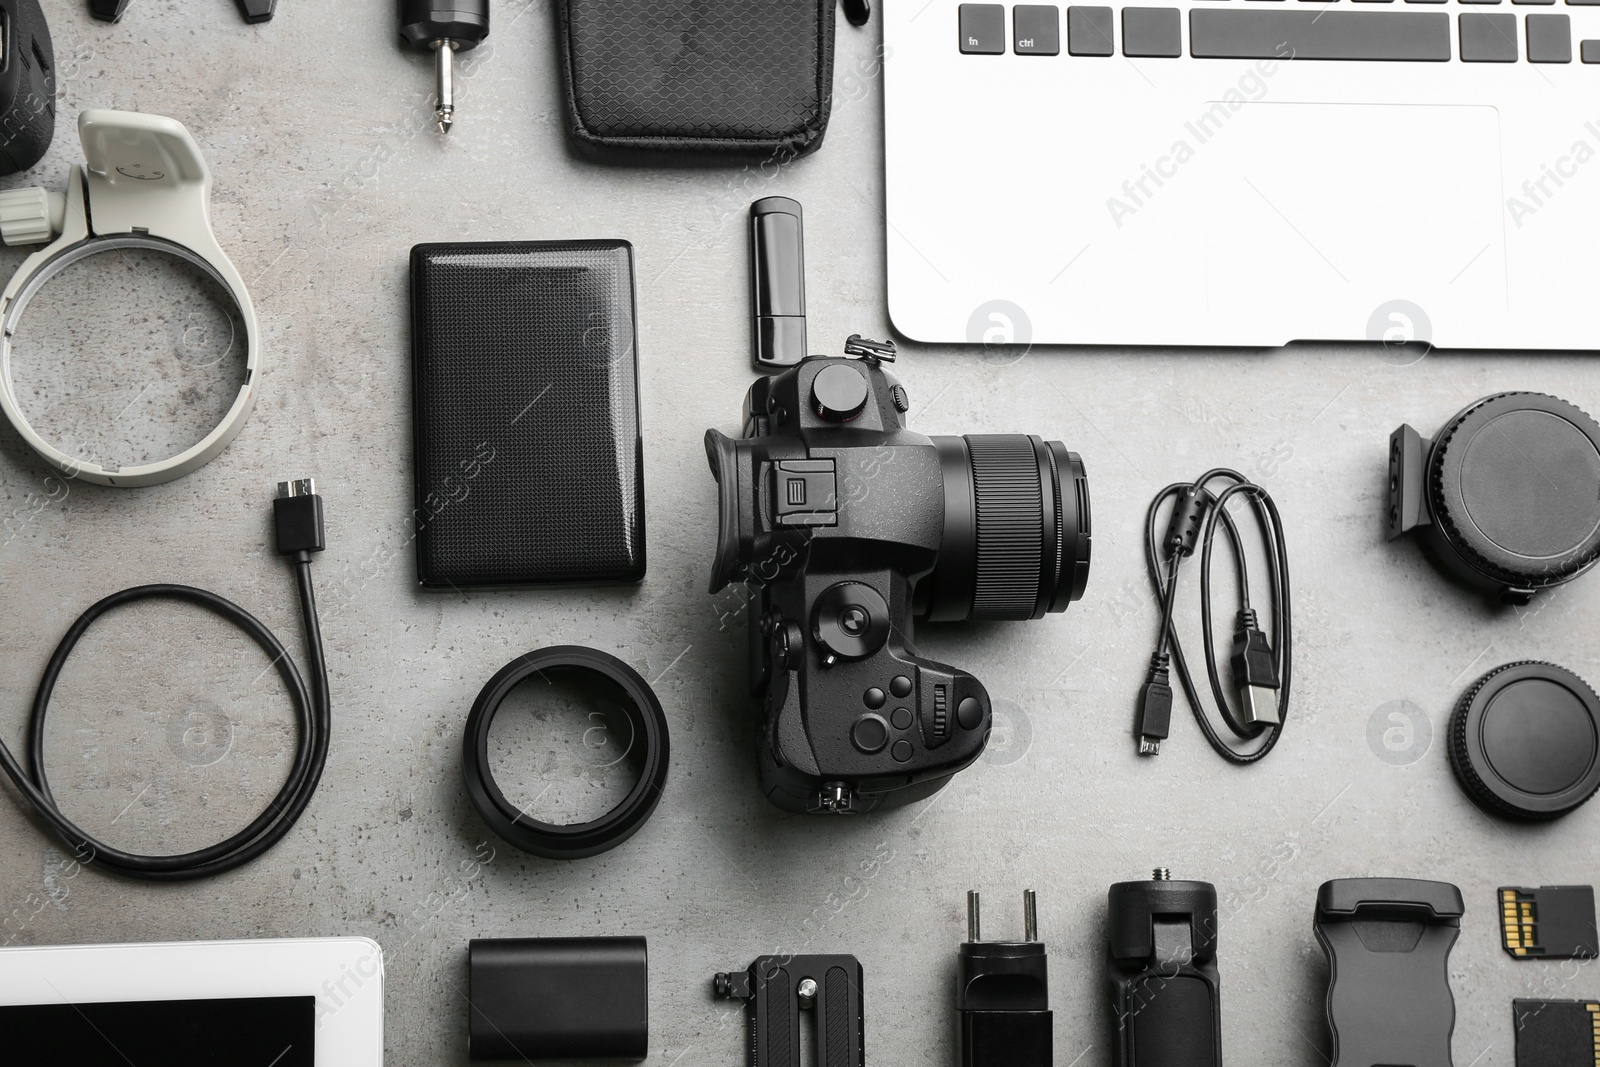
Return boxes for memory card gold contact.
[1501,887,1598,960]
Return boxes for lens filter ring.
[463,646,670,860]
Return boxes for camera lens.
[920,435,1091,622]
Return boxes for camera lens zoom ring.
[967,434,1046,620]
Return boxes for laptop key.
[1512,0,1556,5]
[1584,37,1600,58]
[1527,12,1572,58]
[959,3,1007,52]
[1068,5,1116,53]
[1189,9,1450,58]
[1123,7,1183,55]
[1460,12,1518,59]
[1014,5,1062,52]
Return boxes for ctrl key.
[1584,38,1600,61]
[1015,5,1062,53]
[960,4,1007,53]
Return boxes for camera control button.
[890,675,913,698]
[891,707,914,731]
[957,696,985,730]
[811,363,870,422]
[891,740,914,763]
[852,715,890,753]
[863,687,887,709]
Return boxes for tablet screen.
[1,995,315,1065]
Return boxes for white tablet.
[0,937,383,1066]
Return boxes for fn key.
[960,4,1007,53]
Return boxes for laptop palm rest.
[1197,101,1504,344]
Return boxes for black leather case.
[409,241,646,589]
[554,0,840,166]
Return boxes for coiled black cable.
[0,486,330,880]
[1138,469,1292,764]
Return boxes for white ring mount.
[0,110,258,487]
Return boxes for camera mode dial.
[811,363,870,423]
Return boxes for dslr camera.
[706,337,1091,814]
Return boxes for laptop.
[883,0,1600,348]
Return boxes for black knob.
[813,582,890,660]
[1427,393,1600,594]
[811,364,870,423]
[1448,661,1600,820]
[769,618,804,671]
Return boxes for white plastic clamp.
[0,110,259,487]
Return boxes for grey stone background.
[1,1,1597,1064]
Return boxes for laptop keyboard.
[958,1,1592,62]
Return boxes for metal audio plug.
[399,0,490,133]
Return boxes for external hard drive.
[410,241,645,588]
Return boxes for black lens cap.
[1431,393,1600,591]
[1449,661,1600,820]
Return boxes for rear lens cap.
[1448,661,1600,820]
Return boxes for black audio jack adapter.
[958,891,1052,1067]
[400,0,490,133]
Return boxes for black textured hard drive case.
[409,241,646,589]
[554,0,842,166]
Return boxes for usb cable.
[0,480,330,880]
[1136,469,1291,763]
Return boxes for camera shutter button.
[812,364,870,422]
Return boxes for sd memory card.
[1514,999,1600,1066]
[1501,887,1598,959]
